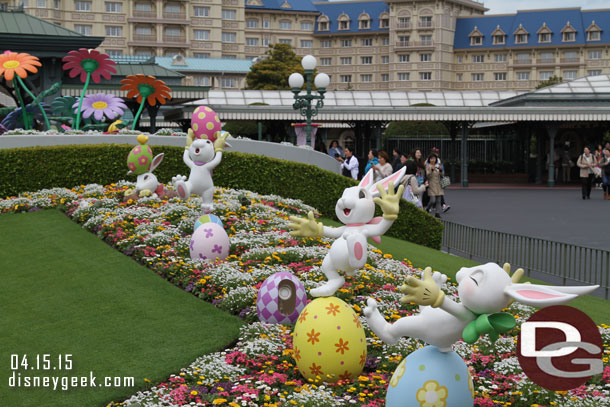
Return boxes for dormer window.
[491,25,505,44]
[379,12,389,28]
[358,12,370,30]
[514,24,528,44]
[338,13,350,31]
[586,21,601,41]
[317,14,329,31]
[469,26,483,46]
[561,21,576,42]
[537,22,552,43]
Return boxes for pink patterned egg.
[189,222,230,262]
[191,105,221,142]
[256,272,307,325]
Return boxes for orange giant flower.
[120,74,172,106]
[0,52,41,81]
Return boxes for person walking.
[400,160,427,206]
[337,146,359,180]
[391,148,402,172]
[372,151,393,182]
[424,153,444,218]
[577,146,596,200]
[364,149,379,175]
[328,140,343,158]
[600,148,610,200]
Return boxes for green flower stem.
[75,72,91,130]
[132,98,147,130]
[13,80,30,130]
[15,76,51,131]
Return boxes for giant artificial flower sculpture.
[72,93,127,121]
[0,52,50,130]
[120,74,171,130]
[62,48,117,130]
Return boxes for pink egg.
[189,222,230,262]
[191,105,221,142]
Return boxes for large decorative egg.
[256,272,307,325]
[191,105,221,142]
[194,213,223,232]
[293,297,366,383]
[189,222,230,262]
[127,134,153,175]
[385,346,474,407]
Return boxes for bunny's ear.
[358,169,375,189]
[504,283,597,307]
[149,153,164,173]
[369,166,406,197]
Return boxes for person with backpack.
[400,161,427,209]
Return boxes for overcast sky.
[484,0,608,14]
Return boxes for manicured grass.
[0,210,243,407]
[321,218,610,325]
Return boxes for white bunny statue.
[127,153,164,198]
[289,167,406,297]
[364,262,599,352]
[172,129,230,212]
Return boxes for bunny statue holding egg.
[289,167,406,297]
[363,262,599,407]
[125,134,166,198]
[172,106,230,213]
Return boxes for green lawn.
[321,218,610,325]
[0,210,243,407]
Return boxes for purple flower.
[72,93,127,121]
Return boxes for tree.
[536,75,563,89]
[246,44,304,90]
[384,104,448,137]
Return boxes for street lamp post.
[288,55,330,146]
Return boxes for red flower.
[62,48,116,83]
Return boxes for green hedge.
[0,144,442,248]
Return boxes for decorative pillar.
[375,124,382,151]
[547,125,558,187]
[460,122,470,187]
[257,121,263,141]
[535,131,543,184]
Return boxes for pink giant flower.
[62,48,116,83]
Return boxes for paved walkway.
[441,186,609,250]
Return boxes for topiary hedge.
[0,144,442,248]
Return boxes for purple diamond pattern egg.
[189,222,230,262]
[256,272,307,325]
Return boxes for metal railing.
[441,220,610,299]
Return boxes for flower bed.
[1,185,608,407]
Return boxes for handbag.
[440,176,451,189]
[402,176,422,208]
[592,167,602,177]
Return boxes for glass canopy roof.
[534,75,610,94]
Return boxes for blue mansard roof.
[313,1,389,34]
[245,0,318,13]
[454,8,610,50]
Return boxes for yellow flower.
[213,399,227,405]
[416,380,448,407]
[190,391,198,396]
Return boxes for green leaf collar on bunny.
[462,312,516,344]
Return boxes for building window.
[221,78,235,88]
[194,52,210,58]
[563,51,578,62]
[194,76,210,86]
[105,2,121,13]
[398,72,410,81]
[539,52,553,63]
[106,49,122,57]
[37,0,45,7]
[135,3,152,11]
[494,72,506,81]
[563,70,577,80]
[359,18,370,29]
[74,24,91,35]
[164,27,181,37]
[74,1,91,11]
[262,37,270,46]
[320,39,331,48]
[263,19,270,29]
[320,57,332,66]
[492,34,505,44]
[457,55,463,63]
[495,54,507,62]
[398,17,410,28]
[340,57,352,65]
[301,40,313,48]
[361,56,372,64]
[361,74,372,82]
[380,17,389,28]
[398,35,410,46]
[279,21,292,30]
[361,38,373,46]
[246,19,258,28]
[420,53,431,62]
[538,33,551,43]
[135,49,153,57]
[105,26,122,37]
[419,72,432,80]
[339,19,349,30]
[54,0,60,9]
[456,73,462,82]
[588,31,600,41]
[471,73,484,81]
[221,32,236,43]
[341,39,351,47]
[420,35,432,45]
[279,39,291,44]
[135,26,152,35]
[562,31,575,42]
[515,33,528,44]
[194,7,210,17]
[246,37,258,46]
[588,50,602,60]
[420,15,432,28]
[539,71,553,80]
[340,74,352,83]
[516,52,531,64]
[381,55,389,64]
[382,37,389,46]
[301,21,313,30]
[381,73,389,82]
[318,21,328,31]
[517,71,530,80]
[588,70,601,76]
[470,35,482,46]
[222,9,236,20]
[472,55,484,63]
[398,54,409,62]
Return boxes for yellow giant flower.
[415,380,448,407]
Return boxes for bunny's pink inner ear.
[513,289,564,300]
[359,169,374,189]
[378,167,406,191]
[152,154,164,168]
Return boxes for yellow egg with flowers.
[292,297,366,383]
